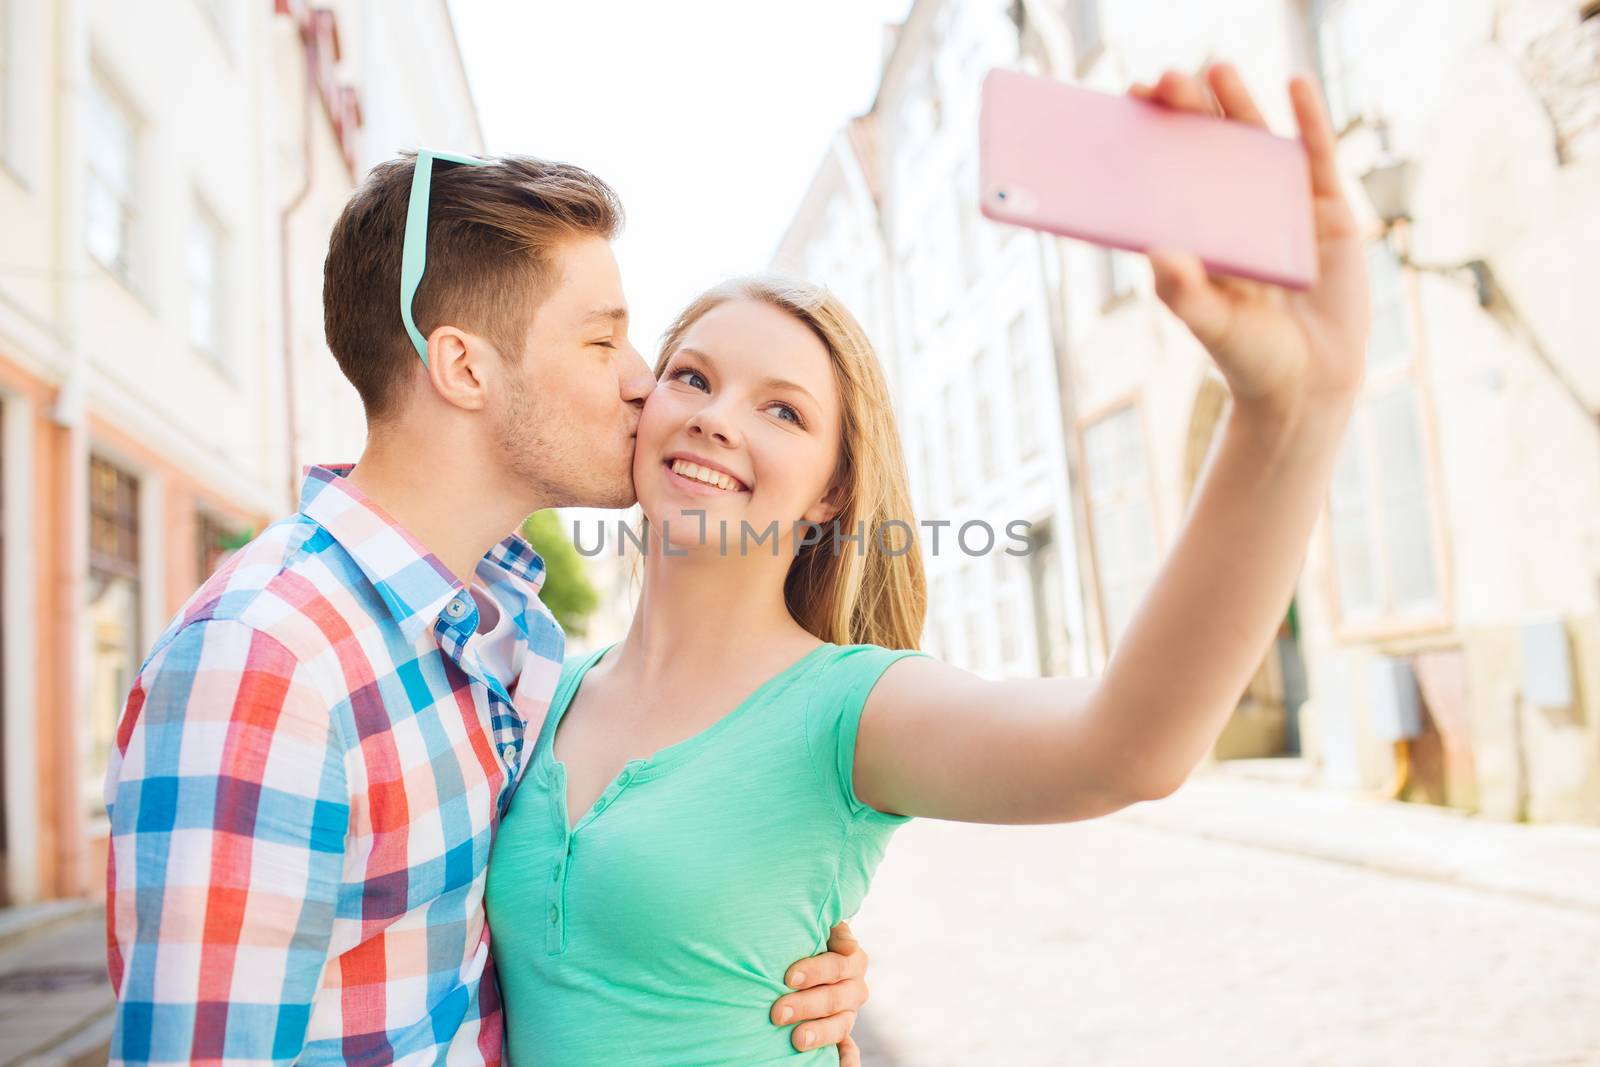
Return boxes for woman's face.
[635,299,843,555]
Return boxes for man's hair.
[322,153,623,421]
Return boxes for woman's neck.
[615,535,816,683]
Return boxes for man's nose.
[620,342,653,406]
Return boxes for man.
[105,153,872,1065]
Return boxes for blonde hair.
[653,276,926,651]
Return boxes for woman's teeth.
[670,459,742,492]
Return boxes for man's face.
[493,236,653,509]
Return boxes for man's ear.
[425,325,491,412]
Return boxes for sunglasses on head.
[400,148,492,366]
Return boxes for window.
[961,571,986,668]
[0,0,39,184]
[953,166,981,288]
[1082,404,1159,647]
[0,0,11,165]
[1067,0,1103,71]
[1325,241,1443,625]
[1311,0,1371,131]
[1098,248,1139,308]
[1009,313,1042,459]
[920,415,943,513]
[1026,521,1073,676]
[975,349,1000,480]
[196,511,244,582]
[993,553,1021,667]
[944,381,969,507]
[198,0,234,54]
[188,199,225,362]
[86,73,137,280]
[88,456,141,817]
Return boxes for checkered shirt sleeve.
[105,617,349,1066]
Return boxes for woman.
[486,65,1369,1065]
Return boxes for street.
[5,773,1600,1066]
[851,773,1600,1067]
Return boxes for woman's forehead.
[682,300,831,374]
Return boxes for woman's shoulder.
[801,642,930,708]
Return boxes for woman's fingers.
[770,977,870,1028]
[838,1035,863,1067]
[1207,62,1269,128]
[1151,69,1220,116]
[1148,249,1236,351]
[1289,73,1343,201]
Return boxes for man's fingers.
[1289,73,1342,201]
[771,978,869,1027]
[839,1035,863,1067]
[789,1010,858,1054]
[787,929,866,988]
[1207,62,1268,129]
[827,921,862,959]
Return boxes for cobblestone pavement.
[7,775,1599,1066]
[849,776,1600,1067]
[0,909,111,1066]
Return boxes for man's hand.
[770,921,870,1064]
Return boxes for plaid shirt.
[105,464,565,1066]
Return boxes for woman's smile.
[662,455,751,496]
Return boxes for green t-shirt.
[486,641,927,1066]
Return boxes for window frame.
[1320,230,1454,641]
[1067,0,1105,74]
[187,193,227,367]
[1076,393,1163,650]
[86,454,143,822]
[84,68,141,287]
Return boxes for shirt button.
[548,906,560,924]
[445,598,468,619]
[502,743,518,767]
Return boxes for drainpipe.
[1014,0,1106,671]
[43,0,92,900]
[278,19,316,510]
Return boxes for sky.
[447,0,917,354]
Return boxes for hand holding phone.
[979,67,1317,290]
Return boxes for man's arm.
[106,619,349,1066]
[770,921,871,1064]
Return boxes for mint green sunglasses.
[401,148,492,365]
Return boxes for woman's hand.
[769,921,871,1062]
[852,66,1376,826]
[1131,64,1370,420]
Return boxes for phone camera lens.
[996,189,1008,200]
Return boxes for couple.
[105,65,1369,1066]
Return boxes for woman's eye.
[592,339,617,350]
[770,403,803,426]
[670,367,709,390]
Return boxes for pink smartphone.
[979,68,1316,290]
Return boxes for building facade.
[775,0,1600,821]
[0,0,482,904]
[777,0,1094,684]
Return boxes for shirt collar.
[298,463,547,645]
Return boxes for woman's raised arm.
[854,64,1370,826]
